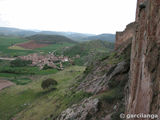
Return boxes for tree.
[10,59,32,67]
[41,78,58,90]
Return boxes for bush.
[43,64,52,70]
[10,77,32,85]
[10,59,32,67]
[0,66,35,75]
[84,65,93,74]
[99,88,124,104]
[62,62,71,67]
[108,78,119,88]
[41,78,58,90]
[139,3,146,10]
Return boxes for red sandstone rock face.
[127,0,160,118]
[115,22,135,50]
[136,0,146,21]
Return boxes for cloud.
[0,14,10,26]
[0,0,137,34]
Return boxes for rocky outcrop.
[126,0,160,118]
[115,22,135,50]
[77,60,130,94]
[57,98,100,120]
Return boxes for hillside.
[57,40,114,65]
[82,34,115,42]
[63,40,114,56]
[26,34,77,44]
[0,66,87,120]
[39,31,95,41]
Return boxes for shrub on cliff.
[41,78,58,90]
[139,2,146,10]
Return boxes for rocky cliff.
[115,22,135,50]
[126,0,160,117]
[135,0,146,21]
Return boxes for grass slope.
[26,34,77,44]
[0,66,91,120]
[36,42,74,53]
[65,40,113,56]
[57,40,114,65]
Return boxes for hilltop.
[26,34,77,44]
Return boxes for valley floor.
[0,66,89,120]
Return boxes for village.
[19,53,72,70]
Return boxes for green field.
[0,60,58,79]
[0,36,34,57]
[0,66,90,120]
[0,36,75,57]
[9,45,29,50]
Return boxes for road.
[0,57,16,61]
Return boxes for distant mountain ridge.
[0,27,115,42]
[0,27,37,37]
[82,34,115,42]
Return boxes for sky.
[0,0,137,34]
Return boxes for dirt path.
[0,79,14,91]
[0,57,16,61]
